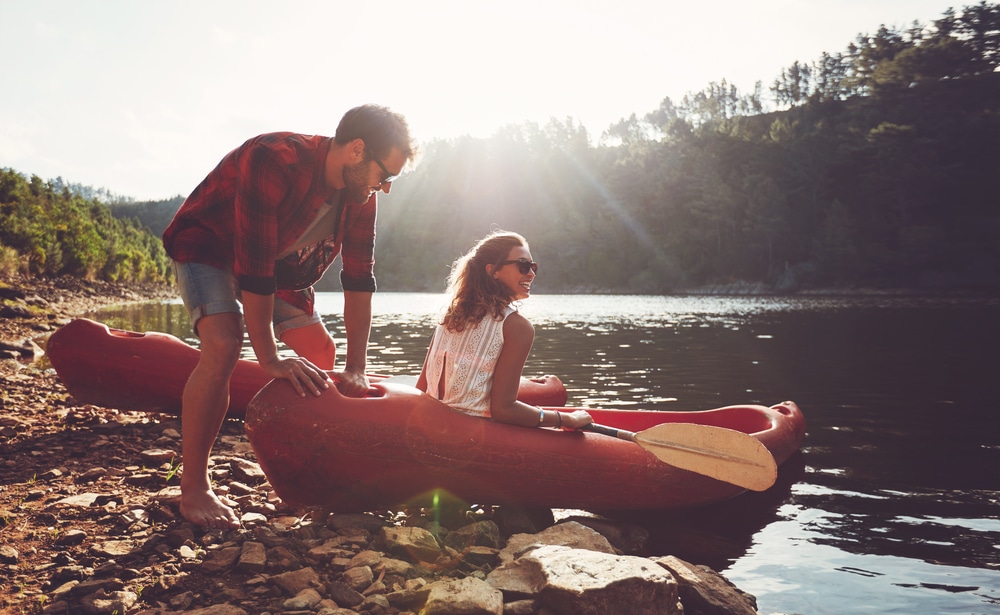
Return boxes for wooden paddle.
[583,422,778,491]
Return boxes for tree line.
[371,2,999,293]
[4,2,998,293]
[0,170,171,282]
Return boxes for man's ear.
[350,138,366,161]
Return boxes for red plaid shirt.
[162,133,377,313]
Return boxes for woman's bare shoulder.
[503,310,534,337]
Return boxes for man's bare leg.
[179,312,243,529]
[279,321,336,370]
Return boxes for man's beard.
[342,160,373,203]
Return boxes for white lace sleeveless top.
[422,305,516,417]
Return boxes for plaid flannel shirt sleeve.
[339,195,377,293]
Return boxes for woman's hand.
[559,409,594,429]
[261,356,332,397]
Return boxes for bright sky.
[1,0,956,200]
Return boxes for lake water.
[88,292,1000,615]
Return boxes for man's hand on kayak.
[334,366,371,397]
[261,356,332,397]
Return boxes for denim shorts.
[172,261,320,337]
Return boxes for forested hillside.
[0,170,171,283]
[109,196,184,239]
[370,3,1000,293]
[5,2,998,293]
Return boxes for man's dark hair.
[335,104,415,161]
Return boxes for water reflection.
[81,293,1000,615]
[789,482,1000,569]
[87,299,197,346]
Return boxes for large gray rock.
[498,520,617,564]
[422,576,504,615]
[79,589,138,615]
[653,555,760,615]
[561,514,651,553]
[489,545,680,615]
[444,519,501,551]
[380,525,443,562]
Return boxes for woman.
[416,231,593,429]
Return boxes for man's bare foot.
[180,488,240,529]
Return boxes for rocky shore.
[1,274,771,615]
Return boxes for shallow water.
[90,293,1000,615]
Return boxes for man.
[162,104,415,529]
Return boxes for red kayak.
[246,378,806,512]
[45,318,568,418]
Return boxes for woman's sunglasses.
[498,258,538,275]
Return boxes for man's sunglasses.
[369,150,400,185]
[498,258,538,275]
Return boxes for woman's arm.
[490,314,552,426]
[490,312,593,429]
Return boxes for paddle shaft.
[582,422,778,491]
[584,422,638,440]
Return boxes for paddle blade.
[634,423,778,491]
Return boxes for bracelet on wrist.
[556,411,562,428]
[537,407,545,426]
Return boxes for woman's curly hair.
[441,230,528,332]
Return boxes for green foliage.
[362,2,1000,292]
[109,195,184,238]
[0,168,170,283]
[164,457,181,483]
[0,242,19,276]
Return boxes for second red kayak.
[45,318,569,418]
